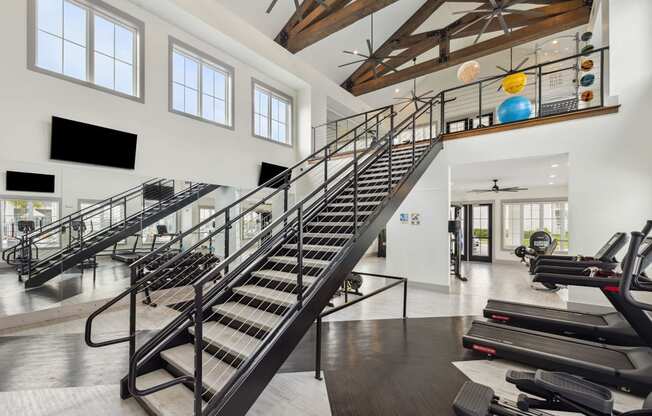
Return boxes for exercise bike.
[514,231,560,291]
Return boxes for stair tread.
[330,202,378,207]
[213,302,283,332]
[320,211,373,216]
[308,221,362,226]
[137,369,204,416]
[304,232,352,238]
[161,343,236,395]
[252,269,317,286]
[282,244,341,253]
[268,256,330,268]
[337,193,386,199]
[234,285,295,307]
[189,323,261,360]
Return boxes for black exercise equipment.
[453,369,652,416]
[69,220,98,282]
[463,231,652,395]
[514,231,559,290]
[450,205,466,281]
[111,233,144,264]
[484,235,652,346]
[530,232,628,275]
[12,220,40,279]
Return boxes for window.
[503,200,569,253]
[199,206,216,240]
[79,200,125,244]
[0,198,60,250]
[29,0,144,101]
[141,200,176,245]
[170,38,234,128]
[446,118,468,133]
[253,80,293,145]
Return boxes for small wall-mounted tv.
[6,171,55,193]
[50,116,137,169]
[258,162,291,189]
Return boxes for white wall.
[0,0,369,192]
[386,0,652,306]
[452,185,569,262]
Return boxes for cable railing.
[92,97,440,416]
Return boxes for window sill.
[252,134,293,149]
[169,109,234,131]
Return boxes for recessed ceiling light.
[395,88,400,93]
[552,39,559,45]
[353,50,359,55]
[549,174,557,179]
[551,164,559,168]
[549,182,555,185]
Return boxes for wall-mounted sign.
[411,213,421,225]
[400,213,409,224]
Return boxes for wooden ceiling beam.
[275,1,321,46]
[349,6,590,96]
[285,0,400,53]
[341,0,448,88]
[288,0,350,38]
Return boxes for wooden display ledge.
[442,105,620,142]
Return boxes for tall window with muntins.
[253,82,292,145]
[0,199,61,250]
[502,200,569,253]
[31,0,143,100]
[170,41,233,128]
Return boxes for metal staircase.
[86,99,444,416]
[2,179,218,288]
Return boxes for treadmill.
[484,238,652,347]
[529,232,628,275]
[111,233,146,264]
[463,232,652,396]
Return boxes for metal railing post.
[403,278,407,319]
[440,92,446,135]
[364,113,369,149]
[353,138,358,239]
[224,210,230,274]
[411,114,416,166]
[193,285,204,416]
[324,147,328,196]
[429,101,433,143]
[129,267,137,371]
[478,81,483,128]
[599,49,605,107]
[537,66,543,117]
[297,206,304,309]
[314,316,322,380]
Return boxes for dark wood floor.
[281,316,477,416]
[0,316,477,415]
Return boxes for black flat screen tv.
[258,162,291,189]
[6,171,55,193]
[50,116,137,169]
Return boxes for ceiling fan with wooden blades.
[468,179,528,193]
[450,0,545,45]
[266,0,329,14]
[338,13,400,79]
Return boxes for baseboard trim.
[408,281,450,294]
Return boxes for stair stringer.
[207,141,443,416]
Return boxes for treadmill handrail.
[621,232,652,312]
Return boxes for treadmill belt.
[486,301,607,326]
[468,323,634,370]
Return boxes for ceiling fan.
[393,59,437,113]
[338,13,400,79]
[469,179,528,193]
[266,0,329,14]
[481,48,537,92]
[450,0,545,45]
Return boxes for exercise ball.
[581,59,594,71]
[502,72,527,94]
[497,96,533,123]
[581,90,594,102]
[580,73,595,87]
[457,60,480,84]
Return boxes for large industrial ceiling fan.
[450,0,545,44]
[482,48,537,92]
[266,0,329,14]
[468,179,528,193]
[338,13,400,79]
[393,59,437,113]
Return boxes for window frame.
[251,78,293,147]
[27,0,145,103]
[0,195,62,250]
[501,198,569,254]
[168,36,235,130]
[78,198,127,246]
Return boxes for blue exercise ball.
[497,96,533,123]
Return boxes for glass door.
[468,203,492,262]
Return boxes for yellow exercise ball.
[457,60,480,84]
[502,72,527,94]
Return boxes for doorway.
[460,203,493,262]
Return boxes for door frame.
[459,203,493,263]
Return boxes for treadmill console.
[594,232,628,261]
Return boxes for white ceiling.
[451,154,569,192]
[216,1,586,108]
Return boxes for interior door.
[467,203,493,262]
[461,204,493,262]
